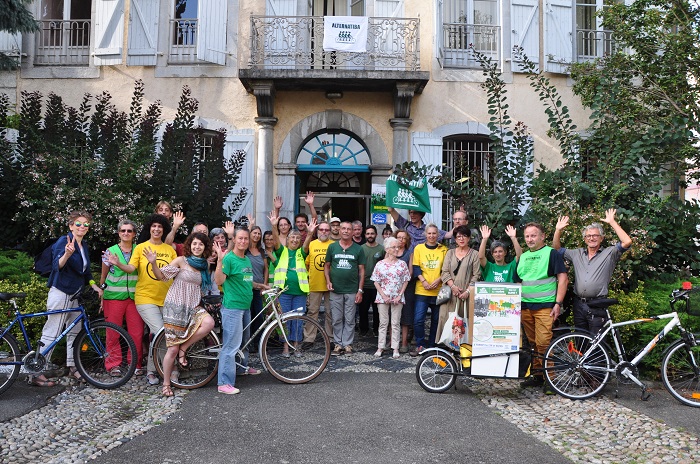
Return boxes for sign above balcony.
[322,16,368,53]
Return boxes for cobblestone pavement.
[1,334,699,463]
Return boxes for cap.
[329,217,341,224]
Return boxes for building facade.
[0,0,610,228]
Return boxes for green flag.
[385,174,431,213]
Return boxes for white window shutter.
[375,0,404,17]
[266,0,299,15]
[0,32,21,59]
[127,0,159,66]
[410,133,443,227]
[224,132,255,220]
[197,0,228,65]
[94,0,124,65]
[544,0,573,74]
[511,0,539,72]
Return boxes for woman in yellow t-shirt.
[109,213,176,385]
[409,224,447,355]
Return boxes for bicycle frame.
[0,304,98,367]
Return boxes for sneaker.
[218,384,240,395]
[331,345,343,356]
[543,382,556,395]
[244,367,261,375]
[146,372,159,385]
[344,345,353,354]
[520,376,544,388]
[373,349,383,357]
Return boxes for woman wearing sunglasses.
[30,211,103,387]
[100,219,145,377]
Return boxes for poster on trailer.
[470,282,522,378]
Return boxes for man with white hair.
[553,208,632,335]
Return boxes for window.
[438,0,500,68]
[170,0,198,63]
[576,0,616,61]
[441,135,494,230]
[36,0,91,65]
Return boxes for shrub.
[0,250,36,285]
[0,275,49,350]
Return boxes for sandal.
[162,384,174,397]
[69,367,85,383]
[28,375,56,387]
[177,348,188,367]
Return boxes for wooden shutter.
[224,132,255,220]
[266,0,299,15]
[127,0,159,66]
[197,0,228,65]
[544,0,573,74]
[94,0,124,65]
[375,0,404,17]
[511,0,539,71]
[411,132,443,226]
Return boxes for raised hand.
[64,235,76,256]
[602,208,617,224]
[246,213,256,227]
[143,246,157,264]
[304,191,315,205]
[173,211,186,228]
[273,195,283,210]
[223,220,235,238]
[505,225,517,238]
[555,216,569,231]
[307,217,318,233]
[267,210,279,227]
[106,251,120,266]
[479,225,491,241]
[213,242,228,260]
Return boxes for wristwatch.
[555,301,563,306]
[100,283,107,290]
[357,289,364,293]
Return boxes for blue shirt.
[46,233,94,296]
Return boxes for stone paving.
[1,334,699,463]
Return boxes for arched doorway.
[296,129,372,224]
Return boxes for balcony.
[240,15,429,94]
[35,20,90,66]
[439,23,500,69]
[576,29,615,62]
[169,19,198,64]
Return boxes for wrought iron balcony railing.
[169,19,198,64]
[248,16,420,71]
[576,29,616,62]
[35,20,90,66]
[439,23,500,69]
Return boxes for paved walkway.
[1,334,699,463]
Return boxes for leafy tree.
[0,0,38,70]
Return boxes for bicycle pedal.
[641,389,652,401]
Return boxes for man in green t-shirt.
[359,225,385,336]
[324,221,365,355]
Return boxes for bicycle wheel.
[74,321,137,389]
[416,350,458,393]
[544,332,611,400]
[0,333,21,395]
[261,315,330,384]
[661,339,700,407]
[153,330,220,390]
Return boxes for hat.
[329,217,341,224]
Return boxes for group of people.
[31,195,632,397]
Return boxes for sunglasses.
[74,222,90,228]
[120,229,134,233]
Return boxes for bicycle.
[151,287,331,389]
[544,283,700,407]
[0,291,137,395]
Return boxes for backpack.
[33,238,59,277]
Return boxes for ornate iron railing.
[169,19,198,64]
[576,29,616,61]
[439,23,500,69]
[35,20,90,65]
[248,16,420,70]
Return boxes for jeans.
[573,298,608,335]
[358,288,379,333]
[218,308,245,387]
[414,294,439,348]
[279,293,306,342]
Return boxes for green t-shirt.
[222,252,253,310]
[325,241,365,294]
[481,260,517,283]
[361,244,385,289]
[273,246,309,296]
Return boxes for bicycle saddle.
[0,292,27,301]
[586,298,618,308]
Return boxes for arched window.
[297,130,371,172]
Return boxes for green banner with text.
[385,175,431,213]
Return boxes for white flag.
[322,16,369,53]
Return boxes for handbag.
[436,284,452,306]
[438,309,468,351]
